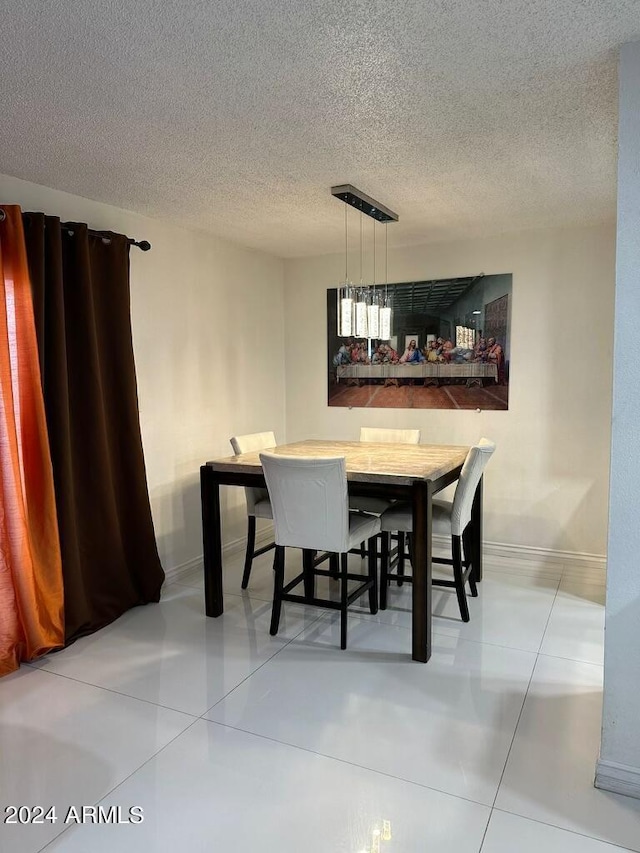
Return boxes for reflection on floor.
[2,546,636,853]
[329,382,509,409]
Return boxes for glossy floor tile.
[29,585,321,716]
[0,667,193,853]
[482,810,636,853]
[539,577,605,665]
[206,612,536,805]
[178,554,561,655]
[495,654,640,851]
[366,569,560,652]
[45,721,491,853]
[1,547,616,853]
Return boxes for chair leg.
[303,549,315,601]
[380,532,390,610]
[270,545,285,635]
[397,532,405,586]
[340,553,349,650]
[452,535,470,622]
[468,574,478,598]
[367,536,378,615]
[329,553,340,580]
[462,524,477,596]
[241,515,257,589]
[360,542,366,559]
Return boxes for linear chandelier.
[332,185,398,340]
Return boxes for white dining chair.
[230,431,277,589]
[350,426,421,577]
[260,452,381,650]
[379,438,496,620]
[350,427,421,516]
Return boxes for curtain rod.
[1,210,151,250]
[58,222,151,251]
[129,238,151,251]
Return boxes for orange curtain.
[0,205,64,677]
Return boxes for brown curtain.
[0,206,64,676]
[21,213,164,642]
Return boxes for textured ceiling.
[0,1,638,257]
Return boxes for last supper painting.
[327,273,511,410]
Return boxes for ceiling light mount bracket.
[331,185,398,223]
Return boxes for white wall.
[597,41,640,797]
[284,222,615,557]
[0,173,286,572]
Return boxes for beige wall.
[284,223,615,556]
[0,168,616,562]
[0,173,286,571]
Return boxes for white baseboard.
[430,534,606,574]
[163,524,274,585]
[485,539,605,570]
[165,529,604,585]
[595,758,640,799]
[220,523,274,558]
[163,555,203,585]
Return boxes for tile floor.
[1,546,638,853]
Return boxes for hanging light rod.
[331,185,398,223]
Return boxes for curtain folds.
[0,205,64,676]
[22,213,164,643]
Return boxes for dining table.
[200,439,483,662]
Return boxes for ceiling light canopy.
[331,185,399,223]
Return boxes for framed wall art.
[327,273,512,410]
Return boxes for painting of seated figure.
[327,273,511,411]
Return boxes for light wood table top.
[207,439,469,486]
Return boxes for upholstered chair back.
[450,438,496,536]
[230,431,277,514]
[260,453,350,553]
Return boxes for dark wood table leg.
[470,475,483,584]
[201,465,223,616]
[412,479,433,663]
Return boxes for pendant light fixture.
[354,212,369,338]
[332,185,398,340]
[336,205,354,337]
[380,223,393,340]
[367,220,380,338]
